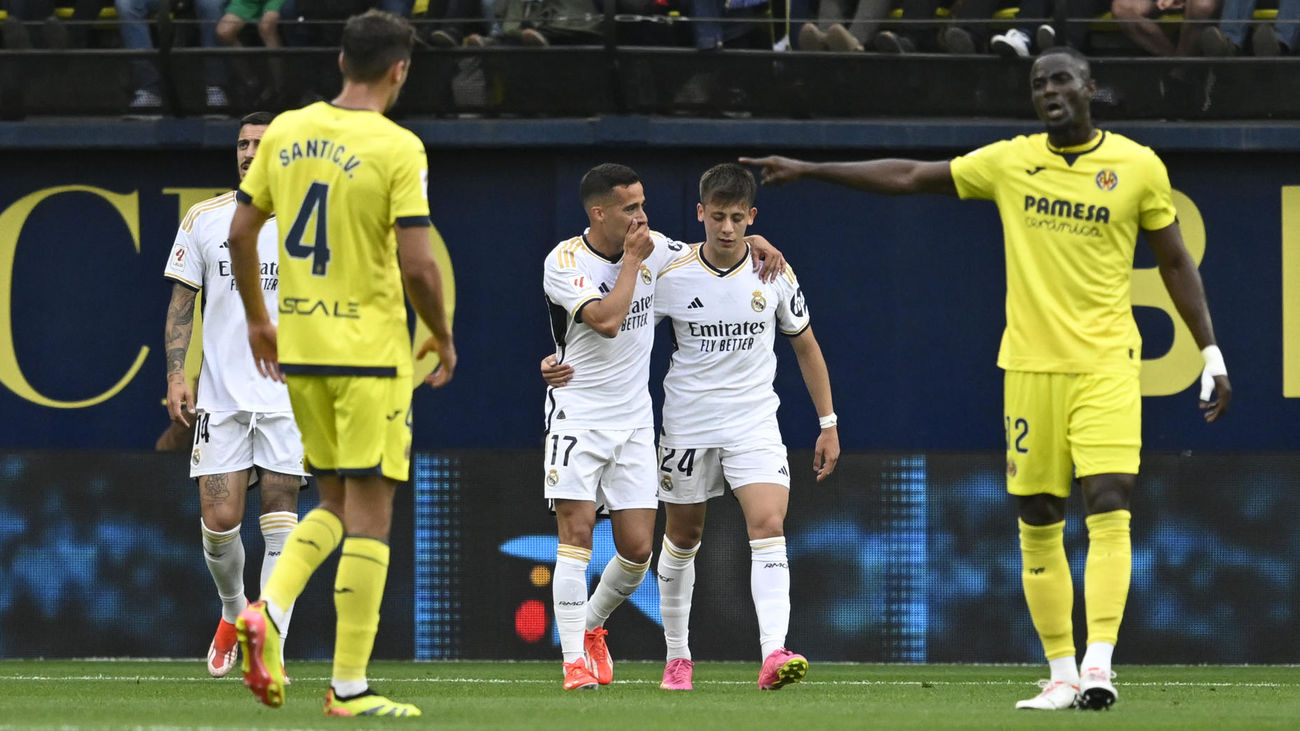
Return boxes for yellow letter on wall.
[0,186,149,408]
[1283,187,1300,397]
[1132,189,1207,396]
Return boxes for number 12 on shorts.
[1005,416,1029,454]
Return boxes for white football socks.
[201,519,247,624]
[587,553,650,631]
[554,545,592,664]
[750,537,790,659]
[656,538,699,661]
[1081,642,1115,674]
[260,510,298,659]
[1050,655,1081,683]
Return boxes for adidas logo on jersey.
[598,283,611,295]
[686,297,704,309]
[778,465,789,476]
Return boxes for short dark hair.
[699,163,757,208]
[340,10,415,83]
[1036,46,1091,79]
[239,111,275,127]
[579,163,641,207]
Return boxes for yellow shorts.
[1004,369,1141,498]
[285,374,413,483]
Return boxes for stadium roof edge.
[2,117,1299,152]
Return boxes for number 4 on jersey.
[286,182,331,275]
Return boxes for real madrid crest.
[660,474,673,493]
[640,265,652,285]
[192,448,202,466]
[546,469,559,487]
[750,290,767,312]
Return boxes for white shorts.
[656,440,790,505]
[543,427,658,511]
[189,410,308,480]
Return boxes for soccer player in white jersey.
[652,163,839,691]
[542,163,785,690]
[163,111,306,679]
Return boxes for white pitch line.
[0,675,1293,688]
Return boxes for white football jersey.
[163,191,290,413]
[655,243,810,448]
[543,229,684,431]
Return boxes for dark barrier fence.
[3,46,1300,120]
[2,449,1296,663]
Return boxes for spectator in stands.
[116,0,228,112]
[423,0,487,46]
[990,0,1109,56]
[872,0,1002,54]
[1110,0,1222,56]
[690,0,773,50]
[2,0,104,48]
[215,0,287,48]
[797,0,891,52]
[1200,0,1298,55]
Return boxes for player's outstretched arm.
[397,224,457,389]
[1146,222,1232,421]
[228,200,281,382]
[740,156,959,197]
[789,327,840,481]
[541,355,574,387]
[164,282,198,427]
[578,219,654,338]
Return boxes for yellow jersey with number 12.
[950,130,1177,374]
[238,101,429,377]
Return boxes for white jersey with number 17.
[543,229,683,432]
[655,243,810,448]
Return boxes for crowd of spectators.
[2,0,1294,114]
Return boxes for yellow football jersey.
[950,130,1177,374]
[238,101,430,377]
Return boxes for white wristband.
[818,413,838,430]
[1199,345,1227,401]
[1201,345,1227,377]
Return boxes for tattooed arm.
[165,283,198,427]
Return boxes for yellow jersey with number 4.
[238,101,430,377]
[950,130,1177,374]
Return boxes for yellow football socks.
[332,537,390,684]
[262,508,343,613]
[1084,509,1132,647]
[1019,519,1075,661]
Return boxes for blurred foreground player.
[227,9,456,718]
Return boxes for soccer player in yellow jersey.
[742,46,1232,712]
[226,9,455,718]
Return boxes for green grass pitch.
[1,660,1297,729]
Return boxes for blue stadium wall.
[0,121,1297,661]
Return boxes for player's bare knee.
[746,516,785,541]
[665,523,703,549]
[199,500,242,532]
[1016,493,1066,525]
[617,540,653,565]
[256,470,301,513]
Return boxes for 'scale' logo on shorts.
[546,469,559,487]
[751,290,767,312]
[1095,169,1119,191]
